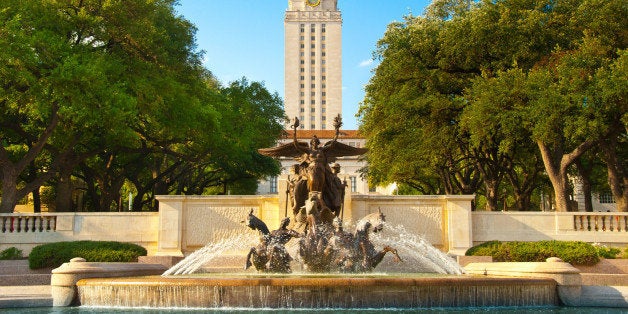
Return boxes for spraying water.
[370,223,465,274]
[162,232,257,276]
[163,221,464,276]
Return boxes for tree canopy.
[358,0,627,211]
[0,0,285,212]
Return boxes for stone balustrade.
[1,199,626,257]
[573,212,628,232]
[1,214,57,234]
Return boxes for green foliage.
[594,245,621,259]
[0,0,286,212]
[622,246,628,259]
[359,0,627,211]
[0,247,23,260]
[28,241,147,269]
[465,240,600,265]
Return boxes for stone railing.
[473,211,628,246]
[1,214,57,233]
[0,212,159,255]
[572,212,628,232]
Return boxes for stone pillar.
[444,195,475,256]
[155,196,184,256]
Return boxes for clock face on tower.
[306,0,321,7]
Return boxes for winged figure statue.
[258,115,367,222]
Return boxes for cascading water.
[162,232,258,276]
[370,223,465,274]
[162,220,464,276]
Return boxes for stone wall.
[3,196,626,258]
[0,212,159,255]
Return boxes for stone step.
[0,260,51,275]
[576,259,628,274]
[581,273,628,286]
[0,274,51,286]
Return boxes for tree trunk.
[32,188,41,213]
[537,140,594,212]
[0,171,19,213]
[54,173,74,212]
[575,160,593,212]
[483,179,499,211]
[599,138,627,212]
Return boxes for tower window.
[311,107,316,112]
[270,176,277,193]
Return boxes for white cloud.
[358,59,374,67]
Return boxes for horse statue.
[243,209,300,273]
[353,208,402,272]
[297,193,335,272]
[258,115,367,223]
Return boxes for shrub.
[28,241,147,269]
[465,240,600,265]
[594,245,621,259]
[0,247,23,260]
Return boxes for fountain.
[57,117,568,309]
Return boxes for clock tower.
[285,0,342,130]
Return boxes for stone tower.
[284,0,342,130]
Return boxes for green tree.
[359,0,626,212]
[0,0,216,212]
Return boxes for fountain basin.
[76,274,558,309]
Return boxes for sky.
[175,1,432,130]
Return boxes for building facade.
[259,0,375,196]
[284,0,342,130]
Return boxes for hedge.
[28,241,147,269]
[465,240,600,266]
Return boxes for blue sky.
[175,1,432,129]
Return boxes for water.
[370,224,465,274]
[163,221,464,275]
[163,233,258,275]
[1,307,626,313]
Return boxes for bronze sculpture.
[258,115,367,222]
[245,115,400,273]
